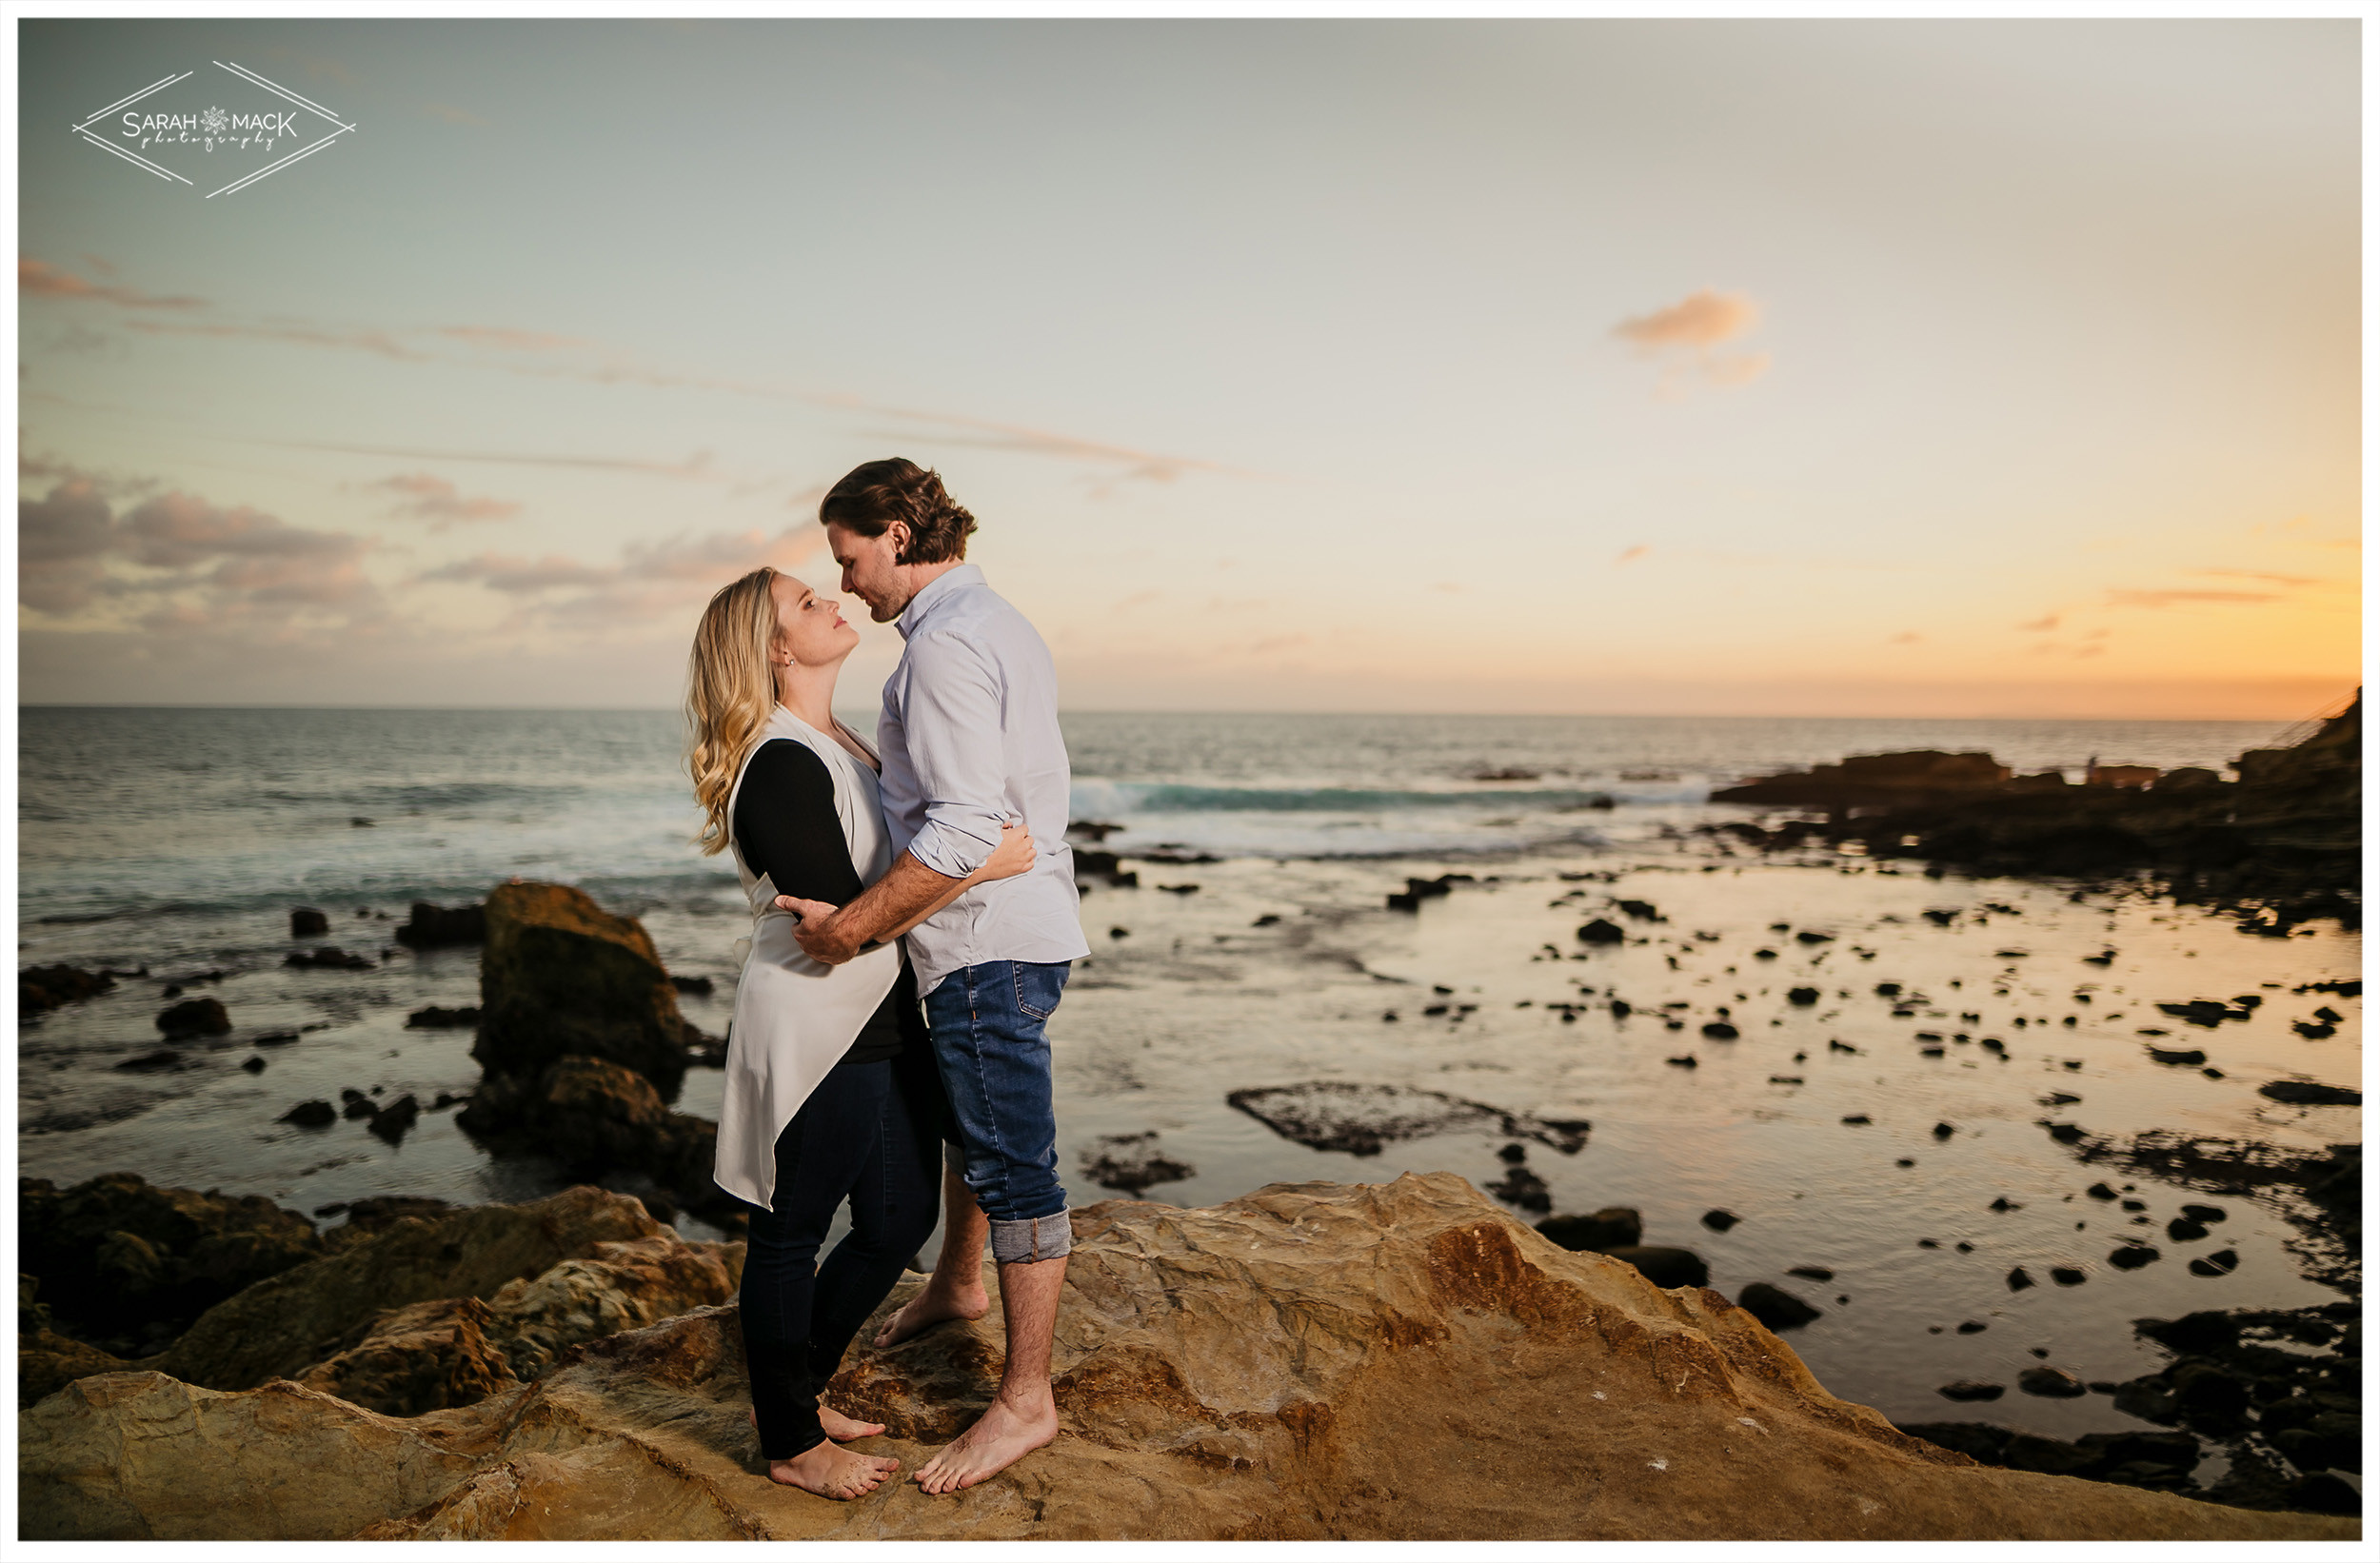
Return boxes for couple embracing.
[684,458,1087,1500]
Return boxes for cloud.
[1614,289,1771,397]
[361,472,524,527]
[418,553,612,593]
[2018,612,2061,632]
[125,318,427,360]
[1616,544,1650,564]
[18,478,379,623]
[2105,587,2283,608]
[2188,567,2322,587]
[1615,290,1759,349]
[423,102,487,127]
[432,325,586,351]
[415,524,825,628]
[1889,631,1921,644]
[270,438,715,479]
[20,257,205,310]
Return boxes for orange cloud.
[1616,544,1650,564]
[20,257,205,309]
[1615,289,1759,349]
[362,472,524,528]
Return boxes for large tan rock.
[149,1186,666,1391]
[19,1175,2360,1541]
[473,881,690,1097]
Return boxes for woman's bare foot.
[768,1440,900,1500]
[911,1390,1059,1495]
[872,1278,989,1349]
[750,1403,886,1442]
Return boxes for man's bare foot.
[911,1392,1059,1495]
[873,1280,989,1349]
[749,1403,886,1441]
[768,1439,900,1499]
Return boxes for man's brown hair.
[818,458,977,564]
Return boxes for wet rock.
[1938,1380,2005,1402]
[1701,1021,1739,1039]
[1535,1208,1641,1253]
[240,1057,267,1075]
[367,1095,421,1145]
[2018,1367,2088,1398]
[1736,1282,1820,1330]
[279,1100,336,1129]
[1701,1209,1741,1233]
[290,907,330,939]
[1934,1122,1956,1139]
[113,1050,184,1074]
[1666,1054,1698,1068]
[2007,1268,2034,1292]
[154,999,229,1039]
[2178,1203,2227,1223]
[395,900,486,949]
[1615,899,1660,920]
[1483,1165,1551,1215]
[2146,1047,2208,1067]
[1597,1244,1708,1289]
[1787,986,1820,1005]
[1786,1265,1834,1281]
[2051,1267,2087,1286]
[2167,1217,2209,1242]
[1577,918,1625,945]
[667,974,714,997]
[18,964,113,1017]
[2187,1250,2240,1277]
[2108,1244,2160,1270]
[461,1057,716,1203]
[1956,1320,1989,1335]
[407,1005,480,1029]
[17,1174,2356,1543]
[1078,1132,1196,1194]
[473,882,690,1099]
[2258,1079,2360,1107]
[16,1174,321,1353]
[285,946,373,972]
[1224,1081,1588,1158]
[1842,1115,1872,1125]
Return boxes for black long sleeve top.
[733,739,926,1066]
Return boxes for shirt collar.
[895,563,983,640]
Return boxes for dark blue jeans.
[923,960,1074,1264]
[737,1051,941,1460]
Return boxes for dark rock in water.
[2108,1243,2160,1270]
[1157,883,1200,896]
[2087,1181,2119,1200]
[1486,1165,1552,1215]
[290,907,329,939]
[1700,1021,1739,1040]
[367,1095,421,1145]
[1922,908,1959,927]
[1956,1320,1988,1335]
[667,974,714,998]
[1576,918,1625,945]
[2157,998,2252,1028]
[473,882,691,1100]
[395,900,486,949]
[1795,929,1835,943]
[343,1097,379,1121]
[1496,1142,1527,1164]
[407,1005,481,1029]
[285,946,372,972]
[2178,1202,2227,1223]
[1938,1380,2005,1402]
[240,1056,267,1074]
[2167,1360,2253,1428]
[1252,914,1281,927]
[1079,1131,1196,1194]
[155,998,230,1039]
[2258,1078,2360,1107]
[460,1056,717,1207]
[1786,1264,1834,1281]
[1841,1115,1872,1125]
[1989,1197,2020,1212]
[252,1031,300,1047]
[2051,1267,2087,1286]
[2019,1367,2088,1398]
[320,1196,457,1252]
[280,1099,336,1128]
[2293,1019,2338,1039]
[2146,1046,2209,1066]
[1067,819,1122,842]
[1224,1080,1588,1158]
[16,1172,321,1353]
[1736,1281,1820,1330]
[1615,899,1660,920]
[2187,1249,2241,1277]
[1933,1121,1956,1139]
[1666,1053,1698,1068]
[114,1050,184,1073]
[1386,892,1420,912]
[2167,1217,2209,1242]
[2044,1123,2086,1144]
[1701,1208,1741,1233]
[1599,1245,1707,1289]
[1535,1207,1640,1253]
[1787,986,1820,1005]
[19,963,115,1017]
[2006,1267,2035,1291]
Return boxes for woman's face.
[770,574,859,670]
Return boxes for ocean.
[14,705,2358,1450]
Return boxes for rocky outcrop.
[396,900,486,949]
[473,881,692,1098]
[149,1186,674,1392]
[19,1175,2355,1541]
[18,963,114,1017]
[457,1056,723,1212]
[18,1174,322,1354]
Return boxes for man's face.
[824,523,909,623]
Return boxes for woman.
[686,565,1032,1499]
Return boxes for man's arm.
[779,821,1034,963]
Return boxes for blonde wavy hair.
[686,566,782,855]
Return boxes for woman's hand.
[972,820,1037,883]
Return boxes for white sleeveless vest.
[711,705,903,1212]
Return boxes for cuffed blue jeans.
[922,960,1074,1264]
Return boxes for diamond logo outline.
[70,60,358,197]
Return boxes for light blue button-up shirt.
[878,564,1091,998]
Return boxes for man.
[776,457,1089,1495]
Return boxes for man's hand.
[775,895,860,965]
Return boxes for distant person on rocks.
[777,457,1091,1495]
[688,564,1035,1499]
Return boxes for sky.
[14,16,2363,718]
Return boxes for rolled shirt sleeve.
[896,629,1008,880]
